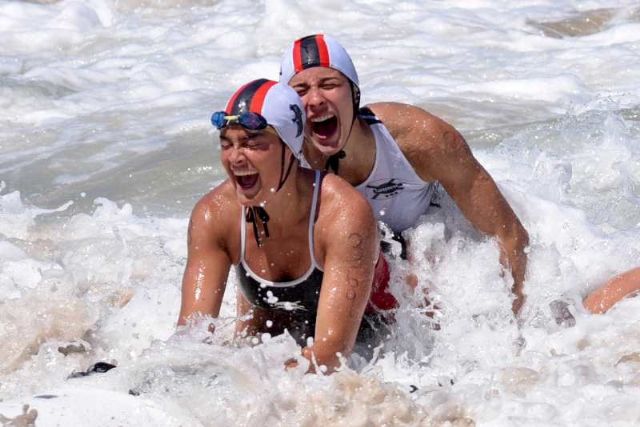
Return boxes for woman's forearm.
[584,267,640,314]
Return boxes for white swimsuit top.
[355,108,438,233]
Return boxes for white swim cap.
[279,34,360,109]
[221,79,305,160]
[280,34,358,85]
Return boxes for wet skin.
[287,66,530,316]
[289,67,355,158]
[178,124,380,372]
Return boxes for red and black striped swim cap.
[221,79,305,160]
[279,34,359,88]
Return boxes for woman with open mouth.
[177,79,396,373]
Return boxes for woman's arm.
[583,267,640,314]
[178,194,233,326]
[305,177,379,372]
[371,102,529,316]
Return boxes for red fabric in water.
[366,252,397,313]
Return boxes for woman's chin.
[235,188,260,205]
[312,137,344,157]
[236,187,275,208]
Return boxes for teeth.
[311,114,334,123]
[234,170,257,176]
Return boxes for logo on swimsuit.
[289,104,303,137]
[366,178,405,200]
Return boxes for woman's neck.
[250,167,314,235]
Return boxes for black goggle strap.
[276,142,296,192]
[322,82,360,175]
[325,150,346,174]
[327,82,359,175]
[245,143,296,247]
[327,84,357,175]
[324,83,357,175]
[351,82,361,118]
[245,206,270,247]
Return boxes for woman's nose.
[226,145,246,165]
[306,87,326,109]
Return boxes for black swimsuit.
[236,171,323,339]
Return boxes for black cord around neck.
[245,206,270,247]
[325,149,346,173]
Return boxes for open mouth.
[234,171,259,190]
[310,114,338,141]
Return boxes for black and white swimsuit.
[235,171,324,318]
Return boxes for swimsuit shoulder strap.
[308,170,322,271]
[358,106,382,124]
[240,206,247,264]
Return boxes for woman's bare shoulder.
[316,174,376,236]
[189,180,240,242]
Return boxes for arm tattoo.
[345,275,360,318]
[347,232,364,262]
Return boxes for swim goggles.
[210,111,268,130]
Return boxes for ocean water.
[1,0,640,425]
